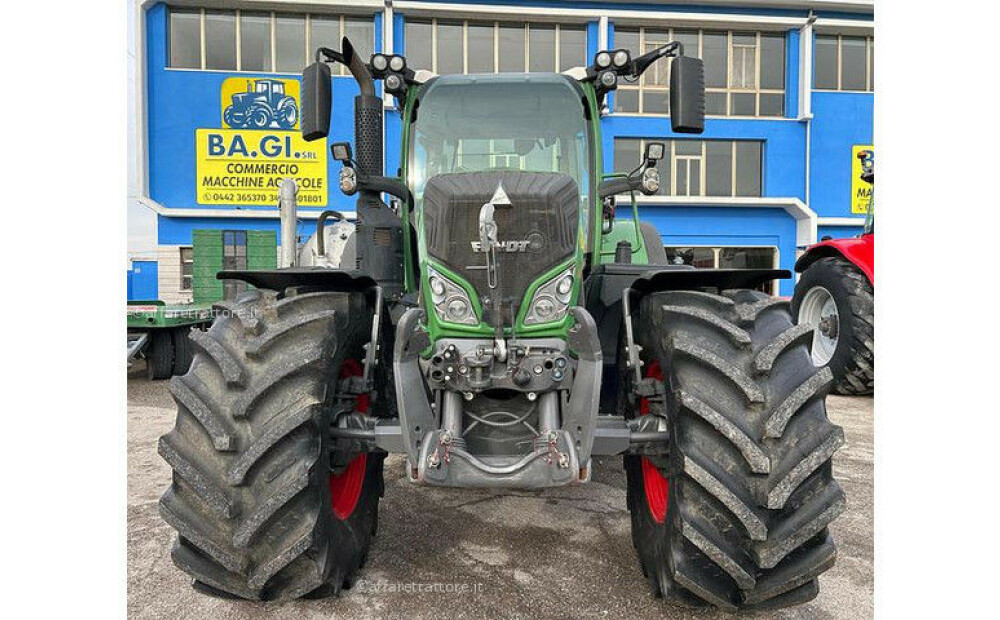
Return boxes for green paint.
[393,76,650,351]
[192,229,223,304]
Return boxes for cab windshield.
[408,74,593,210]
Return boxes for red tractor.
[792,150,874,395]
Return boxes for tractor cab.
[254,79,286,102]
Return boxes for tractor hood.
[422,171,579,325]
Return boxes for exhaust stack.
[278,178,298,268]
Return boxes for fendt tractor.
[792,151,874,395]
[159,36,845,611]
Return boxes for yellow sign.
[196,129,328,206]
[851,144,874,214]
[220,77,300,130]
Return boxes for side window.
[274,13,306,74]
[814,34,874,91]
[613,28,785,117]
[168,8,376,74]
[612,139,762,198]
[405,20,587,75]
[180,247,193,291]
[169,9,201,69]
[204,10,236,70]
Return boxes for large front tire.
[158,289,383,600]
[625,289,845,611]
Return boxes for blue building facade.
[133,0,873,300]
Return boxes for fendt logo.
[471,240,532,253]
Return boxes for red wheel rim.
[639,359,669,524]
[329,359,368,520]
[330,453,367,520]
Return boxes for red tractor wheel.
[638,359,668,524]
[329,359,370,521]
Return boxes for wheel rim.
[639,359,669,524]
[251,109,269,128]
[799,286,840,366]
[329,359,368,520]
[329,453,367,520]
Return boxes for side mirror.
[669,56,705,134]
[301,61,332,141]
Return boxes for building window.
[614,27,785,117]
[666,246,777,293]
[614,138,763,197]
[180,247,193,291]
[204,10,236,70]
[168,8,373,74]
[814,34,874,91]
[169,9,201,69]
[222,231,247,300]
[404,19,587,75]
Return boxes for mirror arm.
[629,41,681,78]
[315,39,374,96]
[357,174,414,206]
[599,176,639,199]
[316,46,345,64]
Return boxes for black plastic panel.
[422,171,579,323]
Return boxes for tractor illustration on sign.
[223,79,299,130]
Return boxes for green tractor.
[159,37,844,610]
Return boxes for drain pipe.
[278,177,298,267]
[800,12,818,234]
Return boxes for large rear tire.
[624,289,844,611]
[792,256,874,395]
[158,288,384,600]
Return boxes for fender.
[795,235,874,284]
[584,264,789,413]
[219,267,376,293]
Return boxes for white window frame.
[405,18,587,74]
[673,154,702,197]
[814,33,874,92]
[167,7,376,75]
[622,138,762,198]
[179,246,193,292]
[614,27,786,118]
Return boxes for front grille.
[422,171,579,324]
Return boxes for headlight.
[641,167,660,194]
[524,266,574,325]
[427,266,478,325]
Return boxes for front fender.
[584,264,789,377]
[795,235,874,283]
[218,267,376,292]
